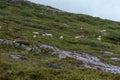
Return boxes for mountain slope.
[0,0,120,80]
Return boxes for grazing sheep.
[42,33,53,37]
[59,36,64,40]
[33,32,39,35]
[97,36,102,41]
[100,30,107,36]
[33,35,37,38]
[75,36,82,39]
[100,30,106,33]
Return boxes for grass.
[0,0,120,80]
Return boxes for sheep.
[42,33,53,37]
[97,36,102,41]
[100,30,107,36]
[75,36,82,39]
[59,36,64,40]
[33,32,39,35]
[33,35,37,38]
[100,30,106,33]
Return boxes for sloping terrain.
[0,0,120,80]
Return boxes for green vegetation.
[0,0,120,80]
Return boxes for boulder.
[10,54,22,60]
[48,63,64,69]
[102,51,114,55]
[31,45,41,52]
[2,40,14,46]
[111,57,120,61]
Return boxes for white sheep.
[97,36,102,41]
[59,36,64,40]
[42,33,53,37]
[33,35,37,38]
[33,32,39,35]
[100,29,107,36]
[75,36,82,39]
[100,30,106,33]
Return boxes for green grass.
[0,0,120,80]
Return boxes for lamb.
[32,32,39,38]
[100,30,107,36]
[33,35,37,38]
[75,36,82,39]
[42,33,53,37]
[33,32,39,35]
[97,36,102,41]
[59,36,64,40]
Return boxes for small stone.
[31,45,41,52]
[102,51,114,55]
[25,47,32,52]
[10,54,22,60]
[2,40,14,46]
[20,44,27,50]
[111,57,120,61]
[48,63,64,69]
[14,42,20,48]
[0,39,4,45]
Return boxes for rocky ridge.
[0,38,120,74]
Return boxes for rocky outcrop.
[0,39,41,53]
[59,51,120,74]
[48,63,64,69]
[0,38,120,74]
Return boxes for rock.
[31,45,41,52]
[59,51,72,59]
[102,51,114,55]
[10,54,22,60]
[21,51,29,54]
[13,42,20,48]
[59,50,120,74]
[48,63,64,69]
[40,44,59,53]
[25,47,32,52]
[2,40,14,46]
[20,44,27,50]
[111,57,120,61]
[0,39,4,45]
[63,23,68,27]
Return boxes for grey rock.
[21,51,29,54]
[13,42,20,48]
[102,51,114,55]
[40,44,59,53]
[2,40,14,46]
[59,50,120,74]
[20,44,27,50]
[31,45,41,52]
[111,57,120,61]
[48,63,64,69]
[10,54,22,60]
[25,47,32,52]
[0,39,4,45]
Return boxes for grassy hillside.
[0,0,120,80]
